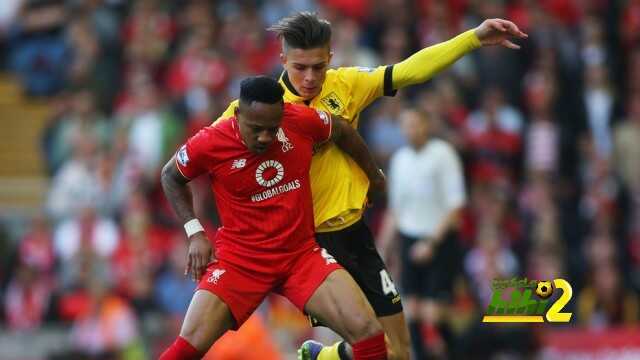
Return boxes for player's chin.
[302,90,319,99]
[252,146,268,154]
[300,87,319,99]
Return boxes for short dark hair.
[239,76,284,106]
[267,12,331,50]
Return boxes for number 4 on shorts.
[380,269,398,296]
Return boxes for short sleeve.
[291,105,332,144]
[175,128,213,180]
[337,65,394,112]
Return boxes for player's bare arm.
[330,116,385,195]
[161,157,212,282]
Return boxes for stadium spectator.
[4,263,53,331]
[523,67,559,176]
[44,88,111,176]
[7,0,69,96]
[18,214,55,274]
[46,132,101,220]
[70,276,144,358]
[111,190,174,312]
[581,63,616,160]
[154,240,197,318]
[165,28,230,99]
[464,87,524,184]
[613,91,640,199]
[53,207,119,289]
[330,17,379,69]
[577,261,639,328]
[117,75,182,180]
[464,220,519,309]
[121,0,174,69]
[432,79,470,135]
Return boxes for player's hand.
[410,240,435,264]
[185,232,213,282]
[474,18,528,49]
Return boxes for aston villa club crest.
[320,92,344,113]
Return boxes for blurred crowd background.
[1,0,640,359]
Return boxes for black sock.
[409,320,427,359]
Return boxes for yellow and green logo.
[482,278,573,323]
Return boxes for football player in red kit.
[159,76,388,360]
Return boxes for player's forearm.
[392,29,481,89]
[333,122,381,183]
[160,159,197,223]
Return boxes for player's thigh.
[378,313,411,360]
[194,259,273,340]
[318,222,404,318]
[304,269,382,344]
[353,232,403,317]
[179,290,235,352]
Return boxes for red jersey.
[175,103,332,269]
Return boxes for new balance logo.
[207,269,226,284]
[231,159,246,169]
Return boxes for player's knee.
[388,337,411,360]
[179,324,213,352]
[178,329,201,350]
[345,313,383,343]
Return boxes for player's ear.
[328,50,333,64]
[280,52,287,65]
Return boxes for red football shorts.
[197,244,342,328]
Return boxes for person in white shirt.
[379,108,466,359]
